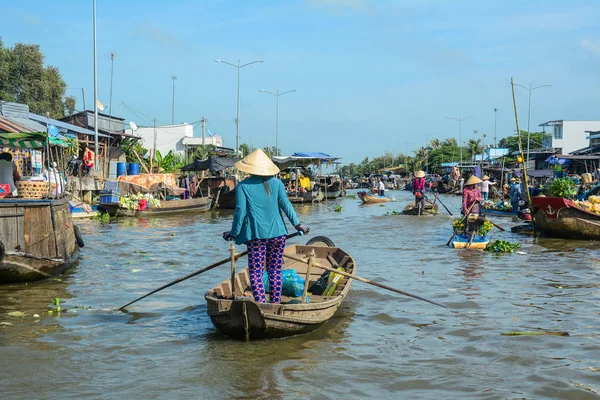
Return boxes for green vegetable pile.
[548,177,577,198]
[484,240,520,253]
[120,193,161,210]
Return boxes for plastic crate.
[103,181,120,193]
[99,193,119,204]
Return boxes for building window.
[554,125,563,139]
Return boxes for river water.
[1,190,600,399]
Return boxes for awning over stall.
[272,152,340,168]
[181,156,240,173]
[0,132,47,149]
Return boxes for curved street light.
[514,82,552,166]
[259,89,297,156]
[215,58,264,155]
[447,116,473,165]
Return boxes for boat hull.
[402,202,439,215]
[532,196,600,240]
[452,233,490,249]
[357,191,391,204]
[99,197,212,217]
[205,244,356,340]
[0,199,80,284]
[482,209,515,218]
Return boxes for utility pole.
[82,88,87,111]
[92,0,99,168]
[201,117,206,146]
[171,76,177,124]
[494,108,497,148]
[109,52,115,118]
[151,118,157,172]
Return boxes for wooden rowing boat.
[0,198,82,283]
[357,191,391,204]
[99,197,212,217]
[452,233,490,249]
[532,196,600,240]
[402,202,439,215]
[205,241,356,340]
[482,209,515,218]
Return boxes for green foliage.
[345,194,357,199]
[64,96,76,116]
[548,177,577,198]
[385,210,400,215]
[333,204,343,212]
[48,297,61,314]
[0,38,68,118]
[92,211,111,223]
[121,137,149,166]
[484,240,520,253]
[498,131,551,158]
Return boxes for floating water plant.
[334,205,343,212]
[485,240,520,253]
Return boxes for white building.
[182,135,223,148]
[125,123,193,156]
[540,120,600,155]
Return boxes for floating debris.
[501,331,569,336]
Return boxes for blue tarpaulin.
[545,155,570,165]
[291,152,336,160]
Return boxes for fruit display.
[120,193,161,210]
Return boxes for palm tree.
[443,137,458,147]
[466,139,483,159]
[429,138,441,150]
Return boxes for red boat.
[531,197,600,240]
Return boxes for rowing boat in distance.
[205,238,356,340]
[358,191,391,204]
[402,202,439,215]
[99,197,212,217]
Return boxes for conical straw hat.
[415,170,425,178]
[465,175,482,186]
[483,175,490,180]
[234,148,280,176]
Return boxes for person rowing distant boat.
[412,170,428,212]
[461,175,482,215]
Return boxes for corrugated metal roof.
[0,115,35,133]
[29,113,109,138]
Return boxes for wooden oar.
[118,232,300,311]
[284,253,447,309]
[432,192,453,216]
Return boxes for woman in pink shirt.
[412,170,428,210]
[462,175,483,214]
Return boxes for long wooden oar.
[284,253,447,309]
[118,232,300,311]
[432,192,453,216]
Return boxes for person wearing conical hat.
[461,175,483,215]
[223,149,310,304]
[480,175,496,202]
[412,170,428,213]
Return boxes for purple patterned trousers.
[246,235,287,304]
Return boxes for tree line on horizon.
[338,131,550,177]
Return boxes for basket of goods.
[16,181,56,199]
[573,195,600,214]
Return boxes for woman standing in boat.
[462,175,483,214]
[412,170,428,211]
[223,149,310,304]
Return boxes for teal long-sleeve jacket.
[230,176,300,245]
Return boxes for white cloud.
[580,38,600,57]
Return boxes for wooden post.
[229,242,236,299]
[300,249,316,304]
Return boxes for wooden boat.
[205,241,356,340]
[0,198,82,284]
[482,209,515,218]
[532,196,600,240]
[197,177,237,209]
[402,202,439,215]
[325,181,343,200]
[357,191,391,204]
[288,188,324,204]
[452,233,490,249]
[99,197,212,217]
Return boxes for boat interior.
[207,244,355,305]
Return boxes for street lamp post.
[171,76,177,124]
[514,82,551,167]
[447,116,472,166]
[259,89,296,156]
[215,58,264,155]
[423,133,435,174]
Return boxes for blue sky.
[1,0,599,163]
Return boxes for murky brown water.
[1,190,600,399]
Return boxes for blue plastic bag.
[262,269,306,297]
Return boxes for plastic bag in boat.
[263,269,305,297]
[308,270,330,295]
